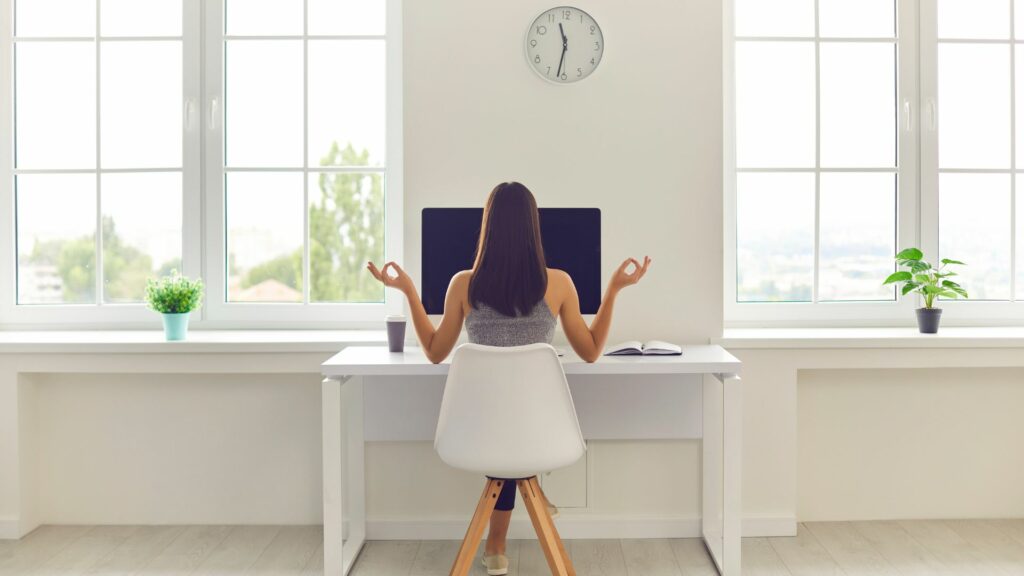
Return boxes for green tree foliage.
[241,141,385,303]
[28,142,383,305]
[310,142,385,302]
[26,216,173,303]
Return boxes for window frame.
[724,0,926,328]
[0,0,403,329]
[916,0,1024,325]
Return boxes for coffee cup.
[386,315,406,353]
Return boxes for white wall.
[401,0,723,346]
[798,367,1024,521]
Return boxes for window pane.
[735,42,815,168]
[734,0,813,37]
[226,173,304,303]
[736,173,815,302]
[309,173,385,303]
[1017,46,1024,168]
[938,44,1010,169]
[15,0,95,37]
[819,173,896,301]
[1018,179,1024,301]
[225,41,304,168]
[820,43,896,168]
[225,0,303,36]
[1018,0,1024,40]
[15,43,95,169]
[101,42,182,168]
[308,41,386,167]
[101,0,182,37]
[938,0,1009,39]
[939,173,1011,300]
[819,0,895,38]
[16,174,96,305]
[308,0,386,36]
[101,173,183,303]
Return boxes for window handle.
[184,99,195,131]
[209,97,220,130]
[926,98,937,131]
[903,99,912,132]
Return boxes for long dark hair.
[468,182,548,316]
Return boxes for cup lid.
[385,314,406,321]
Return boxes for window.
[0,0,402,326]
[727,0,1024,326]
[926,0,1020,306]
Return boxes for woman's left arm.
[367,261,466,363]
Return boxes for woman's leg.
[485,479,517,556]
[485,510,512,555]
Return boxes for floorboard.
[2,520,1024,575]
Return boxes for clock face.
[526,6,604,84]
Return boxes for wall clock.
[526,6,604,83]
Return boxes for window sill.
[716,327,1024,349]
[0,330,387,354]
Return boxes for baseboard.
[367,514,796,540]
[0,516,22,540]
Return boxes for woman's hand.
[367,261,415,295]
[608,256,651,294]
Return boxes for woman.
[368,181,649,575]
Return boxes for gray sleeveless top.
[465,301,556,347]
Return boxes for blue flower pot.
[161,312,191,341]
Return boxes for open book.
[604,340,682,356]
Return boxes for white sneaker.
[481,554,509,575]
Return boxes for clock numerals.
[527,6,602,83]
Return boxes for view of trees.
[20,140,383,305]
[235,142,385,303]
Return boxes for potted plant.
[883,248,968,334]
[145,271,204,341]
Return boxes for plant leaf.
[923,285,944,295]
[941,258,966,265]
[910,261,932,273]
[901,283,919,296]
[914,274,932,284]
[896,247,923,261]
[883,271,913,285]
[941,280,961,289]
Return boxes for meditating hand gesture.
[608,256,651,293]
[367,261,416,295]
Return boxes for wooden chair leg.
[449,478,503,576]
[519,477,576,576]
[532,477,574,575]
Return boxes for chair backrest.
[434,343,585,479]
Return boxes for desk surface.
[321,345,741,378]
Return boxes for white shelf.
[717,327,1024,349]
[0,330,387,354]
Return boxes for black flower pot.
[916,308,942,334]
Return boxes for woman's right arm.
[367,261,467,364]
[559,257,651,362]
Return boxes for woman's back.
[465,300,556,347]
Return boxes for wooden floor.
[3,520,1024,575]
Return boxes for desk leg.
[702,374,742,576]
[323,377,366,576]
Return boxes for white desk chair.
[435,343,586,576]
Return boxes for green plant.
[883,247,968,309]
[145,270,204,314]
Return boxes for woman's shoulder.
[449,270,473,291]
[546,268,573,285]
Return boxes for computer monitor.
[421,208,601,314]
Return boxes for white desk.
[321,345,742,576]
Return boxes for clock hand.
[557,23,567,77]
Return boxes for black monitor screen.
[421,208,601,314]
